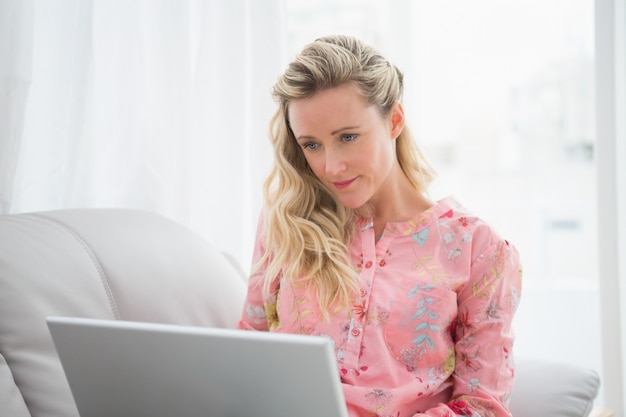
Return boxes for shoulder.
[434,197,513,262]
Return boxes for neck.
[368,167,432,223]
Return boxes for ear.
[389,102,405,139]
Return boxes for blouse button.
[351,328,361,337]
[360,288,367,297]
[364,261,373,269]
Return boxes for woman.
[239,35,522,417]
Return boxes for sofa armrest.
[0,354,31,417]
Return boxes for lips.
[332,177,357,190]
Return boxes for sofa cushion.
[0,209,247,417]
[509,357,601,417]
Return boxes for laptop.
[47,316,349,417]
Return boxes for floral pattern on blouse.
[239,197,522,417]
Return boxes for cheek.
[377,137,397,167]
[303,154,324,178]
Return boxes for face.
[288,83,405,211]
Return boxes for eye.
[342,134,358,142]
[302,142,319,151]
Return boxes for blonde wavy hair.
[258,35,436,317]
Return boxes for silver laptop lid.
[47,316,348,417]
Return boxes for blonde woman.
[239,35,522,417]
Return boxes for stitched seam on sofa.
[32,214,121,320]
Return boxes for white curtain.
[0,0,284,268]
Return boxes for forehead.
[288,84,375,135]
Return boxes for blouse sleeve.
[419,229,522,417]
[237,212,278,332]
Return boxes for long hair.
[258,35,436,317]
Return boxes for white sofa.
[0,209,604,417]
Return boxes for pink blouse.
[239,197,522,417]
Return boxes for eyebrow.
[332,125,359,135]
[295,126,360,142]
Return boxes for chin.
[327,187,372,211]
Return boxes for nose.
[324,148,347,177]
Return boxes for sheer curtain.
[0,0,283,268]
